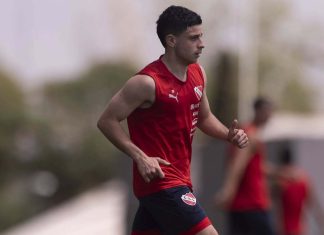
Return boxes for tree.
[38,63,136,196]
[209,0,316,116]
[0,63,136,231]
[0,71,26,186]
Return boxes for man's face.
[173,25,205,64]
[257,104,273,125]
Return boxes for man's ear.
[165,34,176,48]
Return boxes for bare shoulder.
[122,74,155,107]
[127,74,154,86]
[124,74,155,93]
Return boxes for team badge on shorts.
[181,192,197,206]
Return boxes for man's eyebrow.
[189,33,203,38]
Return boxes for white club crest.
[194,86,203,101]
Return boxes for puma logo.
[168,92,179,103]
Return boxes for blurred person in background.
[214,97,275,235]
[97,5,249,235]
[273,147,324,235]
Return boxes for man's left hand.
[227,119,249,148]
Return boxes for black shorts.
[131,186,211,235]
[228,210,275,235]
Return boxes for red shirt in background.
[277,169,309,235]
[229,124,270,211]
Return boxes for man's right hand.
[136,156,171,183]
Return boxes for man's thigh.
[132,202,162,235]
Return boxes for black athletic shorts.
[131,186,211,235]
[228,210,275,235]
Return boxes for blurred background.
[0,0,323,234]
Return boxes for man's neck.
[252,119,267,129]
[161,54,188,82]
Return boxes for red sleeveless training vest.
[279,169,309,235]
[127,57,204,197]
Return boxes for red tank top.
[229,124,270,211]
[278,169,309,235]
[127,57,205,197]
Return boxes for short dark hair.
[253,97,272,111]
[156,5,202,48]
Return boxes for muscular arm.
[97,75,170,183]
[97,75,153,160]
[197,67,229,140]
[215,141,255,209]
[197,66,248,148]
[197,89,230,140]
[307,183,324,232]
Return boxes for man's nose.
[198,39,205,49]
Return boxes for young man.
[274,148,324,235]
[97,5,248,235]
[214,97,275,235]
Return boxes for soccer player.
[97,5,248,235]
[274,148,324,235]
[214,97,275,235]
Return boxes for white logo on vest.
[194,86,203,101]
